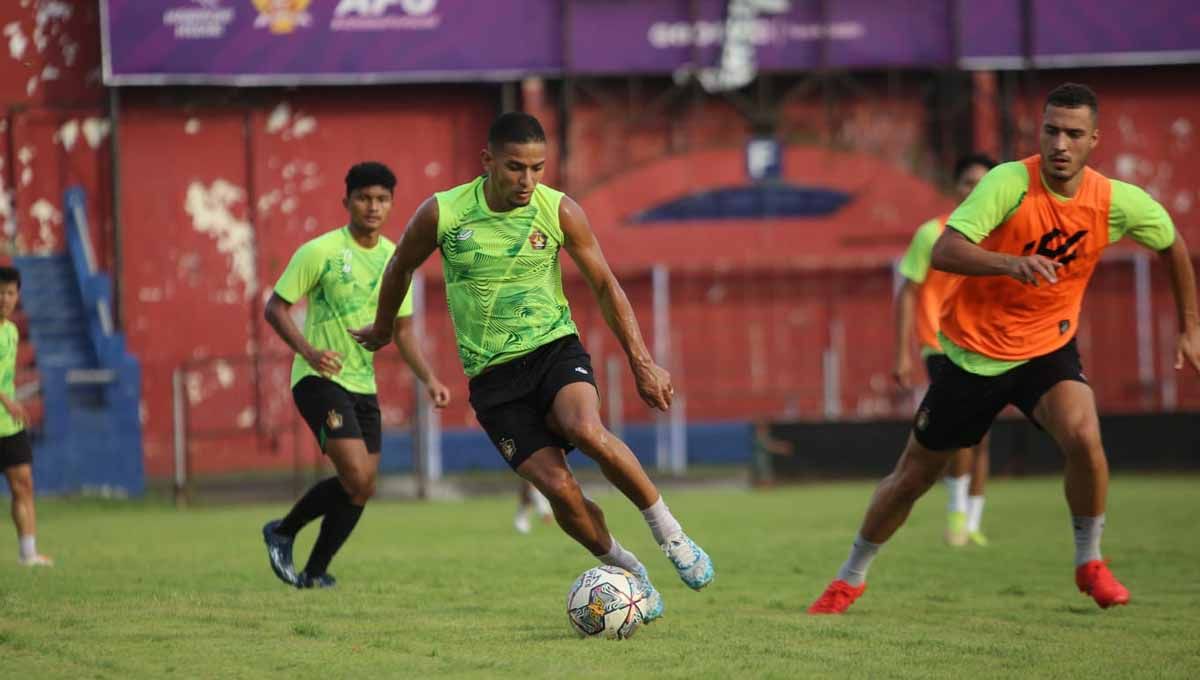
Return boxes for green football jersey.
[274,226,413,394]
[0,320,21,437]
[435,176,578,377]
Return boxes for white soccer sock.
[1073,514,1105,566]
[967,496,985,533]
[944,475,969,514]
[641,496,684,545]
[835,534,880,587]
[598,535,645,574]
[18,535,36,561]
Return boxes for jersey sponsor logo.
[499,437,517,460]
[574,366,589,375]
[251,0,312,35]
[1022,228,1089,268]
[326,409,344,431]
[529,229,548,250]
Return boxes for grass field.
[2,475,1198,679]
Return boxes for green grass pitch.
[1,475,1198,679]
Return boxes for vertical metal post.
[107,86,124,329]
[501,81,518,114]
[1158,314,1178,410]
[823,316,843,420]
[171,366,188,507]
[1133,254,1154,409]
[653,265,671,472]
[670,391,687,475]
[605,355,624,440]
[411,273,441,499]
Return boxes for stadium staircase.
[12,187,144,496]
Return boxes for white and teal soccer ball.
[566,565,646,639]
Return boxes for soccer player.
[261,162,450,589]
[811,83,1199,613]
[351,113,715,621]
[894,154,997,547]
[0,266,51,567]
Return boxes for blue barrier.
[379,420,752,475]
[8,188,145,497]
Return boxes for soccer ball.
[566,565,646,639]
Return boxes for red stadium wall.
[0,0,107,260]
[116,89,497,476]
[2,4,1197,477]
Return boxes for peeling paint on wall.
[55,118,78,151]
[81,117,109,148]
[184,179,259,301]
[138,286,164,302]
[28,197,60,253]
[4,21,28,60]
[17,145,34,188]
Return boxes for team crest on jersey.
[499,438,517,460]
[1059,320,1071,335]
[326,409,344,431]
[915,408,930,432]
[529,229,547,250]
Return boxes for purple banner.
[567,0,951,75]
[102,1,1200,86]
[101,0,563,85]
[960,0,1200,68]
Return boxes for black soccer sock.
[303,487,365,576]
[278,477,343,538]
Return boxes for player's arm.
[931,229,1061,286]
[932,161,1059,285]
[559,196,672,411]
[0,393,26,425]
[0,335,28,424]
[1113,180,1200,375]
[392,315,450,408]
[893,223,934,389]
[1158,233,1200,374]
[349,197,440,352]
[264,293,341,377]
[893,279,918,389]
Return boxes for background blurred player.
[262,162,449,589]
[0,266,52,567]
[895,153,998,547]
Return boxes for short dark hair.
[954,153,998,182]
[0,266,20,289]
[1045,82,1098,117]
[345,162,396,196]
[488,112,546,148]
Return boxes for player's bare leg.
[810,434,949,613]
[5,464,51,566]
[547,383,713,590]
[517,447,664,621]
[1033,381,1128,608]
